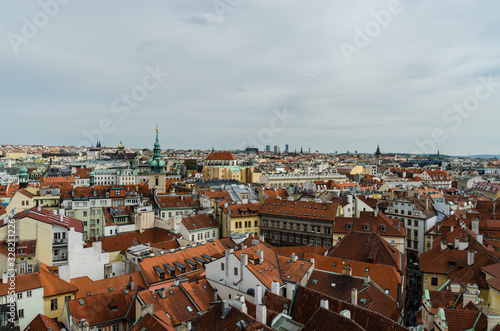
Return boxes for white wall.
[59,238,109,281]
[0,286,44,330]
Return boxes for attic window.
[333,262,337,267]
[286,276,291,279]
[363,224,369,231]
[360,298,367,304]
[346,224,352,230]
[365,267,369,272]
[331,283,336,287]
[312,279,318,284]
[79,299,84,305]
[86,292,91,296]
[380,225,386,232]
[169,290,174,295]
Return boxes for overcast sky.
[1,1,499,155]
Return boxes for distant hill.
[470,155,498,159]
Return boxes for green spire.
[149,124,165,173]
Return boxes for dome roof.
[20,165,28,174]
[118,141,125,149]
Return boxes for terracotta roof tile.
[71,271,147,299]
[24,313,64,331]
[39,262,78,297]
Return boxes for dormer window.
[346,223,352,230]
[363,224,369,231]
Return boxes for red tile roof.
[291,286,407,331]
[333,211,405,237]
[206,151,237,161]
[130,312,175,331]
[12,207,83,232]
[67,288,135,326]
[327,232,405,272]
[181,214,218,231]
[260,198,338,221]
[156,195,200,209]
[24,313,64,331]
[191,301,273,331]
[87,228,180,253]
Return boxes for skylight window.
[186,305,194,312]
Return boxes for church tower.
[375,145,381,163]
[148,125,166,194]
[19,164,29,189]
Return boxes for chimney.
[239,296,248,314]
[174,278,180,287]
[221,300,231,319]
[271,279,280,295]
[158,288,166,299]
[37,205,41,212]
[320,299,329,310]
[53,210,57,215]
[364,274,370,284]
[241,253,248,267]
[450,283,461,293]
[141,304,154,317]
[342,266,352,276]
[477,233,484,245]
[340,310,351,319]
[468,250,474,266]
[471,218,479,235]
[82,320,90,331]
[255,285,263,305]
[256,304,267,324]
[488,314,500,331]
[440,240,447,252]
[59,208,65,216]
[310,258,315,269]
[455,237,460,249]
[129,276,134,291]
[213,288,218,302]
[351,288,358,306]
[257,249,264,265]
[426,198,429,210]
[291,253,298,262]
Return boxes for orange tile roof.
[0,272,43,296]
[139,241,228,285]
[39,262,78,297]
[333,211,405,237]
[223,203,261,218]
[71,271,147,299]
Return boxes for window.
[221,263,225,271]
[65,295,71,302]
[51,298,58,311]
[431,277,438,287]
[83,221,88,227]
[17,292,22,300]
[112,325,120,331]
[83,211,88,217]
[18,309,24,318]
[234,267,238,276]
[27,290,32,298]
[254,220,258,227]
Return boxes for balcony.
[52,238,68,246]
[53,253,68,262]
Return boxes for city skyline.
[2,1,500,154]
